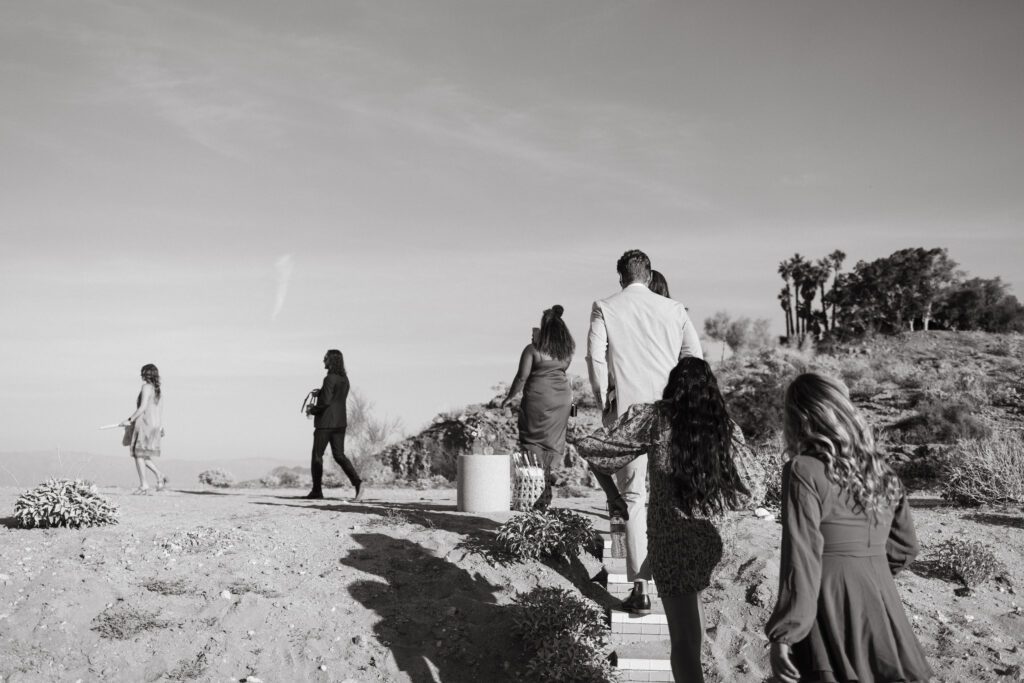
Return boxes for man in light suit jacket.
[586,249,703,611]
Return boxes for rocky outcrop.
[378,388,602,485]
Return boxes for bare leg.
[144,458,165,489]
[132,457,149,491]
[662,591,705,683]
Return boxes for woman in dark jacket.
[305,349,363,500]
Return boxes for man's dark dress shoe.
[304,490,324,500]
[620,589,652,615]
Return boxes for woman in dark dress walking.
[502,305,575,508]
[767,373,933,683]
[304,349,363,501]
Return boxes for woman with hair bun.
[767,373,932,683]
[502,305,575,508]
[120,363,167,494]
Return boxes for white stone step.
[613,641,674,682]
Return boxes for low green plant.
[14,479,118,529]
[512,586,616,682]
[941,431,1024,506]
[890,396,991,444]
[92,604,171,640]
[197,469,234,488]
[929,538,1005,589]
[746,434,785,508]
[496,509,598,561]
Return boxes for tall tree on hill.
[788,254,808,336]
[815,258,833,331]
[778,286,793,338]
[778,257,799,337]
[935,277,1024,332]
[826,250,846,329]
[777,259,796,337]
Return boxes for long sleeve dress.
[581,403,758,596]
[765,455,933,683]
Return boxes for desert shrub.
[876,359,924,390]
[92,604,171,639]
[512,586,615,683]
[746,434,785,508]
[496,509,598,561]
[941,432,1024,506]
[141,577,191,596]
[14,479,118,529]
[989,384,1023,410]
[890,396,991,444]
[197,469,234,488]
[717,348,813,441]
[929,538,1005,589]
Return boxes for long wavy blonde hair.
[783,373,901,511]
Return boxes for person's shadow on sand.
[339,533,519,682]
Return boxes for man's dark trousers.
[311,428,360,491]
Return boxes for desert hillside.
[0,485,1022,682]
[1,331,1022,682]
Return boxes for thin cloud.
[272,254,294,321]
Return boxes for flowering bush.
[496,508,598,561]
[512,586,615,682]
[198,469,234,488]
[930,538,1005,589]
[14,479,118,529]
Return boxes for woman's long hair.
[140,363,161,402]
[784,373,902,512]
[536,305,575,362]
[325,349,347,376]
[662,357,749,516]
[649,270,671,298]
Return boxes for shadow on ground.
[963,512,1024,529]
[339,532,520,682]
[255,499,619,609]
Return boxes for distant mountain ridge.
[0,450,294,489]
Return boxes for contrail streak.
[272,254,294,321]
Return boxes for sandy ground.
[0,485,1022,682]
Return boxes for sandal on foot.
[131,487,151,495]
[156,477,169,492]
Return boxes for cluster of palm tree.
[777,250,846,340]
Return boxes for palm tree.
[827,250,847,329]
[777,260,795,337]
[788,254,807,336]
[778,286,793,338]
[815,258,832,330]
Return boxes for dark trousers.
[311,428,360,491]
[593,471,629,520]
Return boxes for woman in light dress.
[120,363,167,494]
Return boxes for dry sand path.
[0,486,1022,682]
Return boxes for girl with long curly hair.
[575,356,757,681]
[767,373,932,683]
[120,363,167,494]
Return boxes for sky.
[2,0,1023,463]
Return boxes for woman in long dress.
[767,373,933,683]
[120,363,167,494]
[576,357,754,681]
[501,305,575,509]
